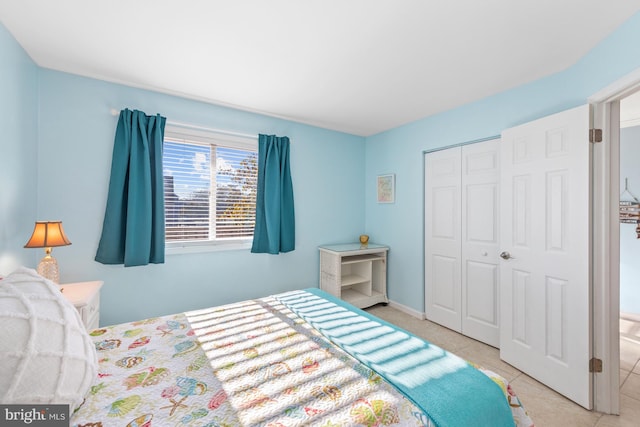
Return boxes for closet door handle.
[500,251,515,260]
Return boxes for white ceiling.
[1,1,639,136]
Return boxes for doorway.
[590,67,640,415]
[618,91,640,398]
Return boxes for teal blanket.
[277,289,515,427]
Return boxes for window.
[163,126,257,248]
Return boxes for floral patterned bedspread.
[72,293,533,426]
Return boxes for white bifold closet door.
[424,138,500,347]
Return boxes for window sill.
[166,240,252,255]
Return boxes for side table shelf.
[319,243,388,308]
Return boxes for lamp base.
[37,254,60,283]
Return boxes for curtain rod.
[110,108,257,140]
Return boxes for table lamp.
[24,221,72,283]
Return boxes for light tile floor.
[365,305,640,427]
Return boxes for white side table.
[319,243,389,308]
[61,281,103,330]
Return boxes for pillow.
[0,267,97,411]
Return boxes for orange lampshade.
[24,221,72,248]
[24,221,71,284]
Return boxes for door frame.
[589,66,640,414]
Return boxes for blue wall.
[620,125,640,315]
[0,24,38,274]
[34,70,366,325]
[365,11,640,313]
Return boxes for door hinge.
[589,357,603,373]
[589,128,603,143]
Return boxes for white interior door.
[461,140,501,347]
[425,140,500,347]
[499,104,592,408]
[425,147,462,331]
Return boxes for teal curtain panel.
[95,109,166,266]
[251,134,295,254]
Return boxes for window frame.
[163,125,257,253]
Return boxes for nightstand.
[60,281,103,330]
[319,243,389,309]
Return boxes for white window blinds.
[163,128,257,244]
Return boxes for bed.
[67,288,533,427]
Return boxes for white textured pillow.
[0,267,97,411]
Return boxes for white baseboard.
[388,299,426,320]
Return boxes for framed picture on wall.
[377,174,395,203]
